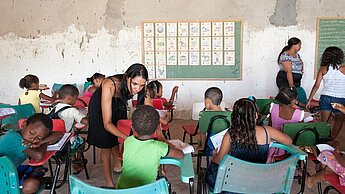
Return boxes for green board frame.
[315,17,345,77]
[142,20,243,80]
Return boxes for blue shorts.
[320,95,345,114]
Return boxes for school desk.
[29,133,73,194]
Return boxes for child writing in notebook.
[150,80,178,109]
[116,105,183,189]
[197,87,224,152]
[83,73,105,98]
[48,84,88,174]
[307,102,345,188]
[267,86,304,162]
[206,98,292,192]
[19,74,56,113]
[0,113,62,194]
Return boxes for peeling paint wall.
[1,0,345,119]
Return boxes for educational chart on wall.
[141,20,242,79]
[315,17,345,76]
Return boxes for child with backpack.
[48,84,88,174]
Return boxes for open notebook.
[47,132,72,151]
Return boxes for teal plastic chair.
[296,87,307,106]
[69,175,169,194]
[52,83,78,95]
[208,143,307,194]
[83,81,92,93]
[0,104,36,129]
[0,156,21,194]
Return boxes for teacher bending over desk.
[87,63,148,187]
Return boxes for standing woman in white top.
[307,46,345,139]
[276,37,304,89]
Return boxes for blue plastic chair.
[0,156,21,194]
[0,104,36,129]
[51,83,78,95]
[208,143,307,194]
[69,175,169,194]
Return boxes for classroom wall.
[0,0,344,119]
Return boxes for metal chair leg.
[80,152,90,179]
[182,131,187,142]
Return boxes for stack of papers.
[0,108,15,118]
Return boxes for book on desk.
[47,132,72,151]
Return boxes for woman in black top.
[88,63,148,187]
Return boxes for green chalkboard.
[142,20,243,80]
[315,18,345,76]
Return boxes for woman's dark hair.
[320,46,344,70]
[86,73,105,83]
[275,87,297,105]
[277,37,301,64]
[26,113,53,136]
[19,74,39,89]
[228,98,262,150]
[120,63,148,104]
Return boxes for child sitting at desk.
[19,74,56,113]
[83,73,105,98]
[48,84,88,174]
[0,113,62,194]
[150,80,178,109]
[116,105,183,189]
[307,102,345,188]
[267,87,304,162]
[145,81,171,141]
[197,87,224,152]
[206,98,292,191]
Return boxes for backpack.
[47,105,73,119]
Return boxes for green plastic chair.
[283,122,331,194]
[197,110,231,194]
[0,156,21,194]
[208,143,307,194]
[256,98,279,116]
[283,122,331,147]
[69,175,169,194]
[0,104,36,129]
[198,111,232,134]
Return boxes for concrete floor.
[42,119,344,194]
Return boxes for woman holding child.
[276,37,304,89]
[87,63,148,187]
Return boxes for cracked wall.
[1,0,345,118]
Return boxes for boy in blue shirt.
[116,105,183,189]
[0,113,62,194]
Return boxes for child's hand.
[172,86,179,94]
[331,103,344,110]
[22,139,42,148]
